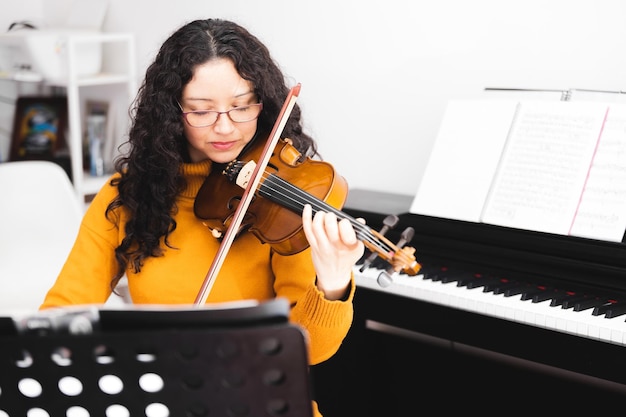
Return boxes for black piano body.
[310,190,626,416]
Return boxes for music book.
[410,99,626,242]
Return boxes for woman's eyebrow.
[183,91,254,102]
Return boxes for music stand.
[0,298,313,417]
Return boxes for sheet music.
[481,101,608,234]
[410,98,626,242]
[570,104,626,241]
[410,99,518,222]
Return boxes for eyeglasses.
[178,102,263,127]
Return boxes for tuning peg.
[396,227,415,248]
[374,226,417,288]
[359,215,399,273]
[377,271,394,287]
[380,214,400,234]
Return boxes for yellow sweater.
[41,160,354,384]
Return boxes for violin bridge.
[235,160,257,189]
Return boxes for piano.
[310,189,626,416]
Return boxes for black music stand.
[0,298,313,417]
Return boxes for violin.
[192,83,419,305]
[194,135,421,276]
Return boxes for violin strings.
[257,171,396,255]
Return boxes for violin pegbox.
[359,215,400,273]
[358,215,421,288]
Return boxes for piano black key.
[486,279,518,294]
[549,291,578,307]
[574,298,606,312]
[591,300,626,318]
[604,303,626,319]
[519,286,550,301]
[428,273,444,282]
[530,287,560,303]
[440,275,459,284]
[421,266,448,282]
[454,273,479,287]
[467,275,501,290]
[503,284,531,297]
[441,272,473,285]
[562,295,593,309]
[592,302,614,316]
[482,277,512,294]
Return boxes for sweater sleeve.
[291,278,355,364]
[271,248,355,365]
[40,178,121,309]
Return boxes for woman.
[41,18,363,416]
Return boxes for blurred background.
[2,0,625,197]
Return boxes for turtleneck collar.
[180,159,212,198]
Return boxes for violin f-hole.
[227,195,242,210]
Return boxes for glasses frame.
[177,102,263,128]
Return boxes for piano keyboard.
[354,263,626,347]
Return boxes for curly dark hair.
[106,18,316,288]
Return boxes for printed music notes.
[411,99,626,242]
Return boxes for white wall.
[4,0,626,197]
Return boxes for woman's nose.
[212,112,236,133]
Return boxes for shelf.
[3,32,137,205]
[61,33,137,205]
[0,71,43,83]
[46,73,133,88]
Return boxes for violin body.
[194,137,349,255]
[192,84,418,306]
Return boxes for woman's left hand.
[302,204,365,300]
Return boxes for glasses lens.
[186,111,218,127]
[228,103,262,123]
[184,103,262,127]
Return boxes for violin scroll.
[357,215,421,288]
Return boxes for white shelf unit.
[45,33,138,204]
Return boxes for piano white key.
[354,265,626,347]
